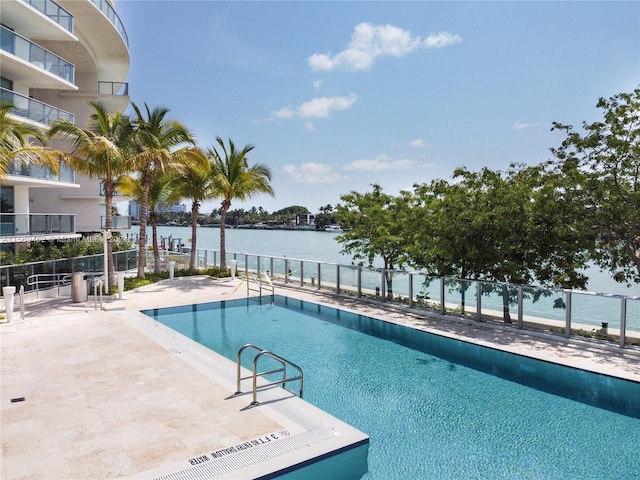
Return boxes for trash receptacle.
[71,272,87,303]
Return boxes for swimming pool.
[142,295,640,479]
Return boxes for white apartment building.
[0,0,131,253]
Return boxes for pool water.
[142,296,640,480]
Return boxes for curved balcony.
[1,88,75,125]
[0,26,75,87]
[22,0,74,33]
[89,0,128,47]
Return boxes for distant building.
[128,201,186,220]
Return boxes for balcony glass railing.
[1,26,75,83]
[4,158,75,183]
[90,0,129,47]
[21,0,74,33]
[97,81,129,96]
[101,216,132,230]
[1,88,75,124]
[0,213,75,237]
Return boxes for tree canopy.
[551,87,640,285]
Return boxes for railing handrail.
[235,343,303,406]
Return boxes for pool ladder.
[234,344,303,406]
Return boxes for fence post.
[476,281,482,321]
[409,273,414,307]
[564,290,572,339]
[517,286,524,329]
[336,264,340,294]
[300,261,304,286]
[381,270,386,302]
[357,265,362,297]
[440,278,445,315]
[619,297,627,348]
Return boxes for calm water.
[125,225,638,296]
[143,296,640,480]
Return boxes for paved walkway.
[1,276,639,479]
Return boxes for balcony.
[101,216,132,230]
[89,0,129,47]
[22,0,74,33]
[1,26,75,84]
[1,87,75,125]
[97,81,128,96]
[0,213,78,243]
[3,158,75,184]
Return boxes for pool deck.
[2,276,639,479]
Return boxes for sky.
[116,0,639,215]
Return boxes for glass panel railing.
[0,214,75,236]
[1,87,74,124]
[3,158,74,183]
[90,0,129,47]
[97,81,128,96]
[101,216,132,230]
[1,26,75,83]
[22,0,73,33]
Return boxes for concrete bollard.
[3,286,16,323]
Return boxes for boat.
[324,225,343,232]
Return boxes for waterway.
[123,225,638,297]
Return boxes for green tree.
[334,184,411,298]
[551,87,640,284]
[1,102,59,178]
[207,137,274,271]
[118,171,176,273]
[407,164,592,322]
[129,103,205,278]
[48,101,134,287]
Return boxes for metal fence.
[0,250,138,295]
[196,248,640,349]
[1,247,638,348]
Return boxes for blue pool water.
[142,296,640,479]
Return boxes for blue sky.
[117,1,639,214]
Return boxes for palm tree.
[207,137,274,271]
[167,156,213,270]
[129,103,206,278]
[0,102,60,178]
[48,101,134,288]
[118,171,175,273]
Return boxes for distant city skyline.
[117,1,639,213]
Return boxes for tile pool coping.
[1,276,639,479]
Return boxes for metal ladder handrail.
[245,271,275,297]
[235,343,303,405]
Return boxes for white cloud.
[272,107,296,119]
[343,153,433,172]
[304,121,315,132]
[313,80,323,91]
[282,163,346,184]
[307,23,462,72]
[269,94,357,121]
[513,121,546,130]
[409,139,426,148]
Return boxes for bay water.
[124,225,638,296]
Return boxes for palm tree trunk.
[104,187,117,287]
[136,175,151,278]
[189,201,199,270]
[150,210,160,274]
[220,203,229,271]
